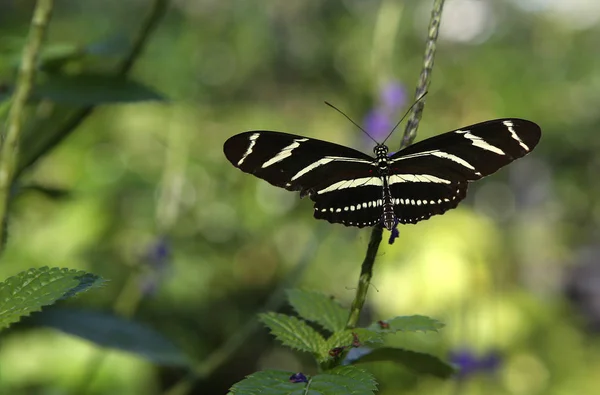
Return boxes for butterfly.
[223,118,540,230]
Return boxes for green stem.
[345,0,446,330]
[345,226,383,329]
[0,0,54,250]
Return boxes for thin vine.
[345,0,446,330]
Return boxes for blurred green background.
[1,0,600,394]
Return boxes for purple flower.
[380,81,407,111]
[289,372,308,383]
[449,349,501,380]
[139,236,171,296]
[364,109,393,142]
[362,80,407,145]
[145,236,170,270]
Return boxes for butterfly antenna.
[325,101,379,145]
[381,91,429,145]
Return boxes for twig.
[345,0,446,330]
[0,0,54,249]
[401,0,445,150]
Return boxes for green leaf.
[368,315,444,333]
[351,347,456,378]
[351,328,385,346]
[321,329,384,362]
[229,366,377,395]
[29,308,190,367]
[34,73,165,105]
[0,267,104,330]
[38,43,85,71]
[259,312,326,355]
[286,289,348,332]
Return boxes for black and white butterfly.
[223,119,541,230]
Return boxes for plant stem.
[401,0,445,150]
[345,0,446,330]
[0,0,54,250]
[345,226,383,329]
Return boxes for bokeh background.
[1,0,600,394]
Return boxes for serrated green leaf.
[229,367,377,395]
[352,328,385,346]
[0,267,104,330]
[351,347,456,378]
[368,315,444,333]
[321,329,383,362]
[28,308,189,367]
[286,289,348,332]
[259,312,326,355]
[34,73,165,105]
[228,370,305,395]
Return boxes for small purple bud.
[145,237,170,270]
[449,349,502,379]
[289,372,308,383]
[388,223,400,244]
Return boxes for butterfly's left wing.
[224,130,383,227]
[387,118,541,224]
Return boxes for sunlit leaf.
[368,315,444,333]
[30,308,190,367]
[228,366,377,395]
[286,289,348,332]
[0,267,104,330]
[259,312,326,355]
[350,347,456,378]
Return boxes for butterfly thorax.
[373,144,390,173]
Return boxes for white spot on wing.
[455,129,505,155]
[503,120,530,151]
[237,133,260,166]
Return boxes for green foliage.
[350,347,456,379]
[259,312,327,356]
[0,267,104,330]
[254,290,450,391]
[33,73,165,105]
[29,308,189,367]
[229,366,377,395]
[286,289,348,332]
[0,74,165,105]
[368,315,445,333]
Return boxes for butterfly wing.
[224,131,382,227]
[387,119,541,224]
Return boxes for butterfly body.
[223,119,541,229]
